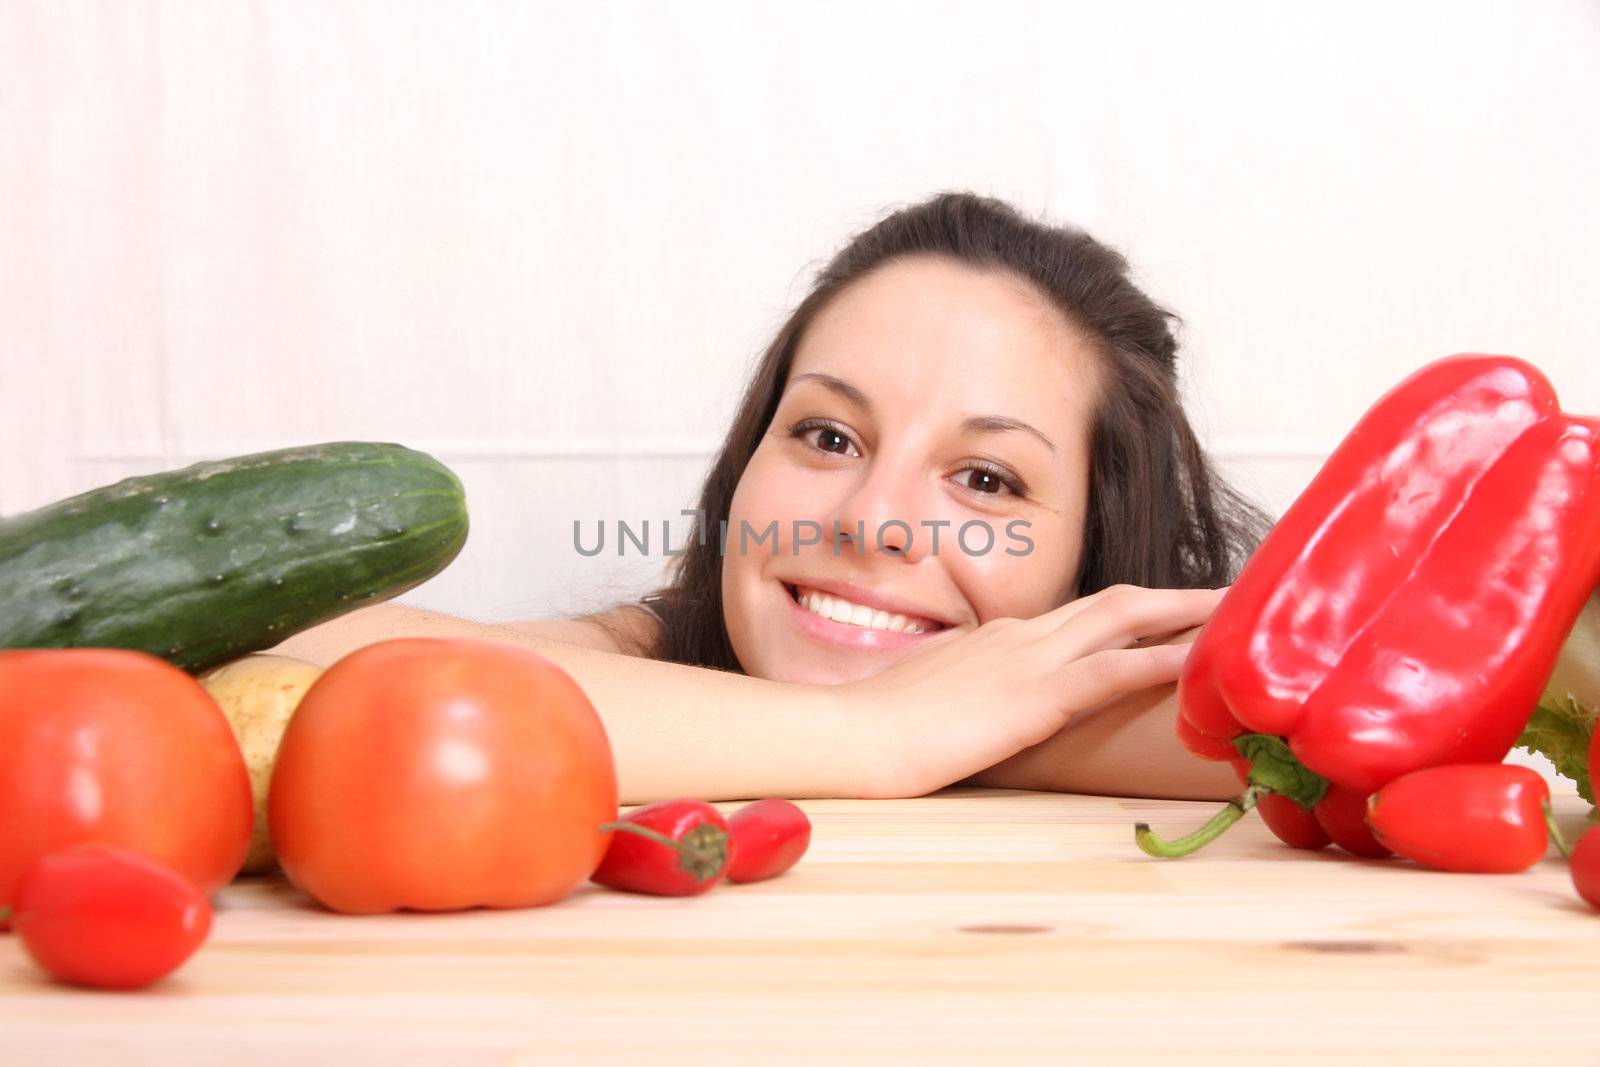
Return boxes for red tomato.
[11,844,212,989]
[268,638,618,914]
[0,649,253,925]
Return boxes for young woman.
[272,192,1270,805]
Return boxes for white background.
[3,0,1598,627]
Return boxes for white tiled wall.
[4,0,1598,629]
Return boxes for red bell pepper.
[1139,355,1600,858]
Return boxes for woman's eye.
[791,420,858,457]
[788,420,1025,499]
[813,428,851,454]
[957,465,1026,498]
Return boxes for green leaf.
[1516,696,1595,806]
[1232,733,1330,810]
[1518,588,1599,813]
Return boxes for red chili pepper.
[4,843,212,989]
[725,799,812,883]
[1139,355,1600,858]
[1366,764,1558,873]
[591,799,732,896]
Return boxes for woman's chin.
[762,642,895,687]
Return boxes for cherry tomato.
[1571,825,1600,910]
[1314,784,1393,859]
[726,799,812,883]
[10,843,212,989]
[0,649,253,925]
[1229,758,1331,851]
[1368,764,1550,873]
[268,638,617,914]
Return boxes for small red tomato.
[1367,764,1551,873]
[1573,825,1600,910]
[1314,784,1392,859]
[726,799,811,883]
[10,844,212,990]
[592,799,731,896]
[1229,759,1331,851]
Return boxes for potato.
[199,653,324,874]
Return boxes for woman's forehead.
[787,257,1101,434]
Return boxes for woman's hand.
[835,584,1229,798]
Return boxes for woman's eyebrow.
[790,372,1056,454]
[791,372,872,412]
[960,414,1057,454]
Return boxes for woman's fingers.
[1001,642,1195,753]
[1043,585,1226,655]
[841,583,1229,797]
[1060,641,1191,703]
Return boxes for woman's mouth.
[781,582,948,651]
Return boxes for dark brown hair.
[593,191,1271,669]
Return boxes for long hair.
[593,192,1271,669]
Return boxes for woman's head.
[635,191,1269,680]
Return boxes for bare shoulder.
[503,604,663,658]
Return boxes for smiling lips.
[785,583,944,635]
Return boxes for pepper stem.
[599,820,731,883]
[1544,802,1573,861]
[1135,786,1264,858]
[0,906,9,924]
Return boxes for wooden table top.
[4,787,1599,1064]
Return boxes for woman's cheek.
[951,519,1077,622]
[720,460,794,675]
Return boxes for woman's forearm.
[960,683,1239,800]
[268,604,865,805]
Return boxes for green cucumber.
[0,441,469,672]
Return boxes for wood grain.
[3,788,1598,1065]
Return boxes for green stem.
[0,906,10,924]
[599,820,681,851]
[1135,786,1264,859]
[1544,802,1573,861]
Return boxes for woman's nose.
[827,460,935,564]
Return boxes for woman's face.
[722,254,1103,686]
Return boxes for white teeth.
[794,585,936,635]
